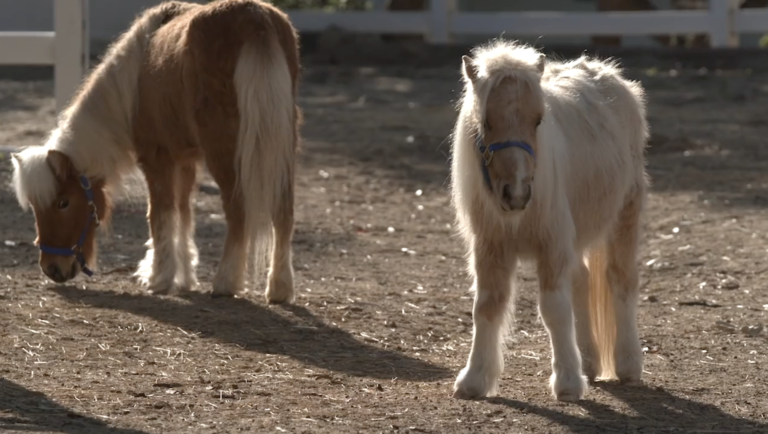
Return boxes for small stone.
[715,321,737,333]
[741,324,764,337]
[719,276,740,290]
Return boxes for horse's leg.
[265,176,295,304]
[453,241,515,399]
[607,192,644,384]
[572,257,599,381]
[206,159,248,297]
[138,158,179,294]
[175,161,199,291]
[538,247,586,401]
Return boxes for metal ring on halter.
[482,147,494,166]
[89,202,101,227]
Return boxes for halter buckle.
[89,202,100,227]
[482,147,494,166]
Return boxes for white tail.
[233,40,295,281]
[587,244,617,380]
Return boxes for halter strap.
[38,175,100,277]
[475,135,535,191]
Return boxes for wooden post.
[709,0,739,48]
[54,0,89,113]
[427,0,456,44]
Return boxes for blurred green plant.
[206,0,370,10]
[760,33,768,48]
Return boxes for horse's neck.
[53,101,136,184]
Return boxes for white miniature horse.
[450,40,649,402]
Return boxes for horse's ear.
[536,54,546,73]
[46,149,74,181]
[462,55,478,83]
[10,152,21,165]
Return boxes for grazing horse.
[450,40,649,401]
[11,0,301,303]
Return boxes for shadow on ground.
[487,382,766,433]
[50,286,451,382]
[0,378,148,434]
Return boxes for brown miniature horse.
[11,0,301,303]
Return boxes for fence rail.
[290,0,764,47]
[0,0,88,113]
[0,0,766,110]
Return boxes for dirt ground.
[1,54,768,434]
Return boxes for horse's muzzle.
[42,260,79,283]
[500,181,532,211]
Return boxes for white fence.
[293,0,768,46]
[1,0,767,111]
[0,0,88,114]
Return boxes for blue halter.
[38,175,99,277]
[475,134,535,191]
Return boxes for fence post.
[371,0,390,10]
[427,0,456,44]
[709,0,739,48]
[54,0,89,113]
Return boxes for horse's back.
[133,0,299,161]
[540,57,648,248]
[543,56,647,162]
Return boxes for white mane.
[11,144,57,211]
[460,40,545,130]
[11,5,172,210]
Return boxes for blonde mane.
[459,40,545,132]
[12,2,195,210]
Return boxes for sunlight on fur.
[451,39,649,402]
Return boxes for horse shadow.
[50,286,451,382]
[487,382,766,432]
[0,378,148,434]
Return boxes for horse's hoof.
[618,375,642,386]
[615,351,643,385]
[578,350,600,382]
[148,283,175,295]
[452,387,484,400]
[265,275,294,304]
[551,370,587,402]
[175,277,199,294]
[452,367,499,400]
[556,390,583,402]
[212,275,243,298]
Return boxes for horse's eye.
[484,120,491,131]
[536,118,543,127]
[57,198,69,209]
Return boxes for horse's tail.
[586,242,617,380]
[232,37,296,284]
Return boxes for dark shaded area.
[50,286,451,382]
[487,382,767,433]
[0,93,39,113]
[0,378,148,434]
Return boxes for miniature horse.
[450,40,649,401]
[11,0,301,303]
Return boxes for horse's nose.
[500,182,531,211]
[45,264,66,283]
